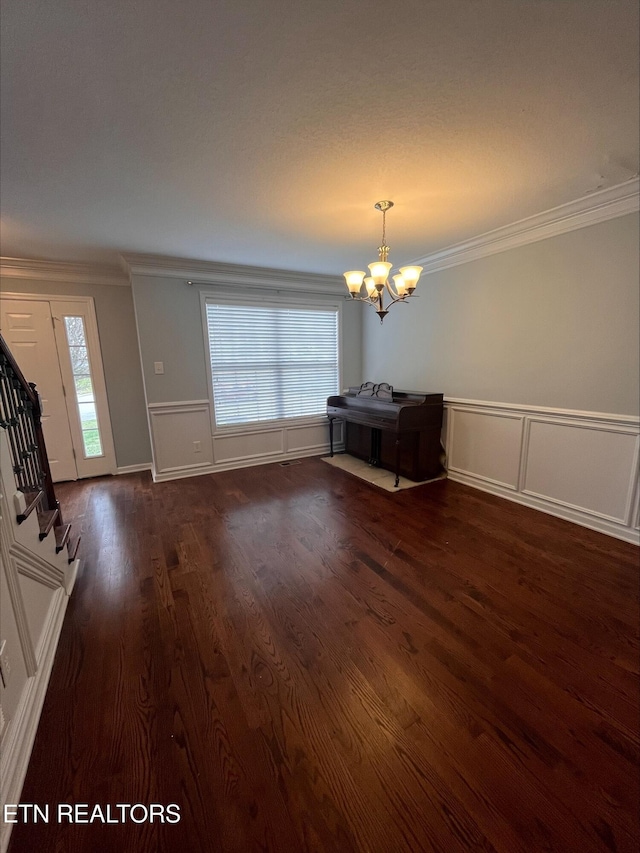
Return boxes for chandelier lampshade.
[343,201,422,322]
[344,270,366,294]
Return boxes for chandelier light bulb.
[398,265,423,292]
[343,270,366,295]
[368,261,392,287]
[392,273,407,296]
[342,201,420,323]
[364,276,377,296]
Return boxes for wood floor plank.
[8,459,639,853]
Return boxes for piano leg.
[394,437,400,487]
[370,428,381,466]
[328,417,334,457]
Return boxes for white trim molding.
[121,252,345,295]
[148,400,214,478]
[0,430,78,853]
[4,179,638,289]
[412,178,640,275]
[0,257,129,287]
[0,588,69,853]
[444,398,640,545]
[147,400,343,483]
[116,463,153,475]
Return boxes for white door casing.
[51,300,116,479]
[0,295,116,481]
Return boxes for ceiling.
[1,0,638,275]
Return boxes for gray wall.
[363,212,639,415]
[0,277,151,467]
[131,275,363,405]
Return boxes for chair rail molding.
[444,397,640,544]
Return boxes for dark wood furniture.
[327,386,444,486]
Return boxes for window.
[63,316,103,457]
[205,301,339,427]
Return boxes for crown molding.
[3,179,637,289]
[120,252,344,294]
[0,257,129,287]
[412,177,640,275]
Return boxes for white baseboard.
[116,463,152,475]
[448,469,640,545]
[147,401,345,483]
[151,444,344,483]
[64,559,80,595]
[444,399,640,545]
[0,588,69,853]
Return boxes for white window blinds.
[205,302,339,427]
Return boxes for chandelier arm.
[385,294,411,307]
[384,279,401,300]
[383,279,411,306]
[348,290,413,309]
[348,295,380,307]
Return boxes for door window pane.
[70,347,90,374]
[63,316,104,458]
[74,375,94,398]
[64,316,85,346]
[77,401,98,429]
[81,429,102,457]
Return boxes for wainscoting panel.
[148,401,214,475]
[445,399,640,544]
[447,407,524,489]
[0,433,77,853]
[523,418,638,522]
[148,402,341,482]
[16,575,57,664]
[214,429,284,464]
[286,420,342,453]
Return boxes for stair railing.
[0,333,60,520]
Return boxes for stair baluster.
[0,333,62,527]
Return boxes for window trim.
[200,290,343,436]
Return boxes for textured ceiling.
[1,0,638,274]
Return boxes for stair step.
[54,523,72,554]
[38,509,59,541]
[16,489,44,524]
[67,534,81,565]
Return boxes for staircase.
[1,333,80,565]
[0,333,80,853]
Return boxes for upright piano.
[327,383,444,487]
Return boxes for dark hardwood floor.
[8,458,639,853]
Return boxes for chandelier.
[343,201,422,323]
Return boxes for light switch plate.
[154,361,164,375]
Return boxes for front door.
[0,296,116,482]
[1,299,77,481]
